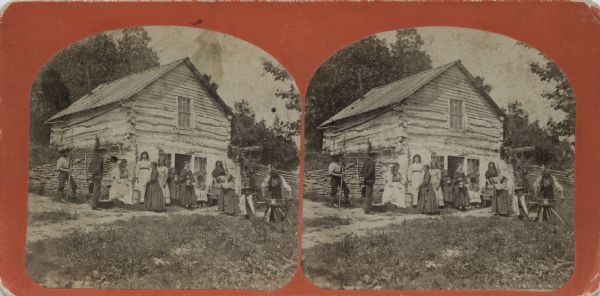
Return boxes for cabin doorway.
[447,156,465,178]
[175,154,192,175]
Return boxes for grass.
[303,216,352,232]
[28,209,79,225]
[26,211,298,290]
[302,213,574,291]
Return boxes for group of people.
[329,151,566,218]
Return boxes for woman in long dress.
[430,160,444,208]
[134,152,151,203]
[157,157,171,205]
[417,164,439,214]
[212,161,227,212]
[380,163,406,208]
[452,164,470,210]
[144,162,166,212]
[168,167,179,205]
[109,159,133,205]
[486,162,499,211]
[441,169,452,205]
[178,160,197,208]
[492,169,512,216]
[408,154,424,207]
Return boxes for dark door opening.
[447,156,465,178]
[175,154,192,175]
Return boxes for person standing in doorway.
[56,148,77,203]
[328,153,350,207]
[88,137,106,210]
[361,149,377,214]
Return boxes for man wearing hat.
[56,148,77,202]
[261,169,293,222]
[361,148,377,214]
[328,152,349,207]
[88,137,107,210]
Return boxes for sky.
[377,27,567,125]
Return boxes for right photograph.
[302,27,575,290]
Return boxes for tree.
[474,76,493,93]
[30,28,160,147]
[530,61,575,139]
[305,30,432,151]
[262,60,301,136]
[231,100,299,171]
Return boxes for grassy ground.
[26,207,298,290]
[303,210,574,291]
[303,216,352,232]
[28,209,79,225]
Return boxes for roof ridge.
[96,58,187,87]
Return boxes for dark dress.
[168,171,179,203]
[179,168,196,207]
[452,171,470,208]
[417,171,439,214]
[441,171,453,203]
[491,177,512,215]
[212,168,227,212]
[144,168,166,211]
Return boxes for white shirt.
[328,162,342,177]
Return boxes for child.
[468,175,482,208]
[196,182,208,208]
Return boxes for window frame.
[177,96,193,129]
[448,98,466,131]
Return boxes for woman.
[452,164,470,210]
[211,161,228,212]
[157,157,171,205]
[222,172,238,214]
[380,163,406,208]
[417,164,439,214]
[492,168,512,216]
[408,155,424,207]
[134,152,151,203]
[168,167,179,205]
[108,159,133,205]
[441,169,453,205]
[144,162,166,212]
[484,162,499,208]
[178,160,196,208]
[430,160,444,208]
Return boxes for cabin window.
[193,156,208,186]
[431,155,445,170]
[467,159,480,188]
[449,99,464,130]
[177,97,192,128]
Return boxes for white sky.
[378,27,568,125]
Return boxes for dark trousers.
[90,176,102,209]
[363,182,374,213]
[330,176,350,202]
[58,171,77,197]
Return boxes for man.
[361,149,377,214]
[261,170,293,222]
[88,137,106,210]
[56,148,77,202]
[533,165,565,200]
[328,153,350,207]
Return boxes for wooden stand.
[262,200,292,225]
[529,198,565,225]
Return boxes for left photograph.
[27,26,300,290]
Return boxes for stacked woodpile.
[29,154,117,197]
[303,155,400,203]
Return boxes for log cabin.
[318,60,512,201]
[46,57,238,193]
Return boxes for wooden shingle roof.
[319,60,503,128]
[47,57,232,123]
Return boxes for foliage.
[231,100,299,171]
[26,213,297,290]
[305,29,432,151]
[530,61,576,139]
[303,212,573,290]
[502,101,574,170]
[262,60,301,136]
[30,28,160,146]
[473,75,493,93]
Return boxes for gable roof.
[47,57,232,123]
[319,60,504,128]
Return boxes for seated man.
[261,170,293,222]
